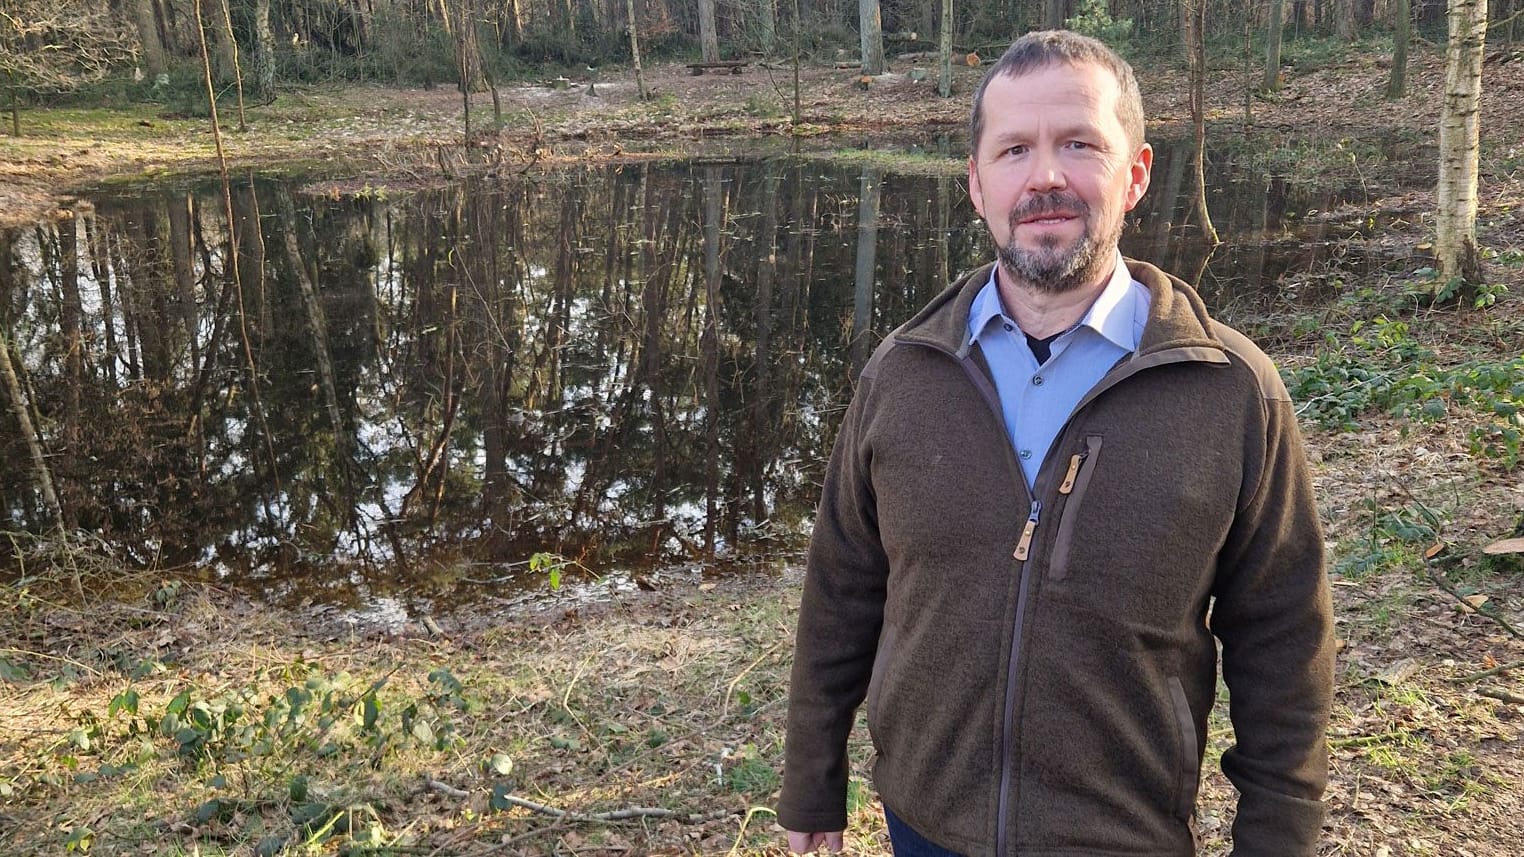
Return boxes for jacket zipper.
[1058,448,1089,495]
[915,339,1213,854]
[996,499,1040,855]
[1012,500,1041,561]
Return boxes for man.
[778,30,1334,857]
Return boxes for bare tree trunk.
[0,327,64,531]
[1388,0,1411,98]
[1436,0,1487,293]
[1044,0,1066,29]
[760,0,777,54]
[938,0,953,97]
[860,0,885,73]
[626,0,648,99]
[133,0,168,76]
[252,0,276,97]
[7,71,19,137]
[216,0,247,128]
[1185,0,1219,243]
[698,0,720,61]
[792,0,802,121]
[1336,0,1359,38]
[1265,0,1285,90]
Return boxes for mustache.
[1008,192,1090,224]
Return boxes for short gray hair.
[969,30,1145,158]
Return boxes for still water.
[0,142,1415,610]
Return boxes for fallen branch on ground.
[1477,687,1524,706]
[425,780,735,824]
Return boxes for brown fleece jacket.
[778,259,1334,856]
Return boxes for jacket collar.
[894,258,1228,364]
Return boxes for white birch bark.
[1436,0,1487,290]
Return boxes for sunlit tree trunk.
[133,0,168,76]
[937,0,953,96]
[1436,0,1487,292]
[625,0,648,99]
[860,0,885,73]
[1388,0,1411,98]
[208,1,238,84]
[698,0,720,61]
[1184,0,1218,243]
[251,0,276,96]
[1264,0,1285,90]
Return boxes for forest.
[3,0,1524,855]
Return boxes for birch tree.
[1435,0,1487,292]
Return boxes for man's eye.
[1005,145,1026,156]
[1068,141,1090,150]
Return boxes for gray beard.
[996,194,1120,295]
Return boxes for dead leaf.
[1423,541,1446,560]
[1482,537,1524,555]
[1457,594,1489,614]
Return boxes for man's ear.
[1123,143,1153,212]
[968,157,986,219]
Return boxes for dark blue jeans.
[884,805,965,857]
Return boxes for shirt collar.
[967,250,1142,352]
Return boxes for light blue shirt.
[965,252,1152,489]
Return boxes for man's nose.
[1025,149,1066,193]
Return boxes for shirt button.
[1004,323,1014,332]
[1019,449,1032,460]
[1032,375,1045,386]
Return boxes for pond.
[0,136,1424,614]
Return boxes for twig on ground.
[562,654,596,743]
[1329,729,1416,750]
[1477,687,1524,705]
[427,779,732,824]
[1451,657,1524,683]
[719,638,787,723]
[427,779,471,799]
[1424,559,1524,642]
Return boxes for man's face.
[968,61,1152,294]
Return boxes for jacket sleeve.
[776,371,890,834]
[1212,388,1335,857]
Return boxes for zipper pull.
[1013,500,1042,561]
[1058,451,1089,495]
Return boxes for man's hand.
[786,830,844,853]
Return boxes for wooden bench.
[686,61,749,75]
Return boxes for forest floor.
[3,40,1524,857]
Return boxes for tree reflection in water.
[0,149,1387,604]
